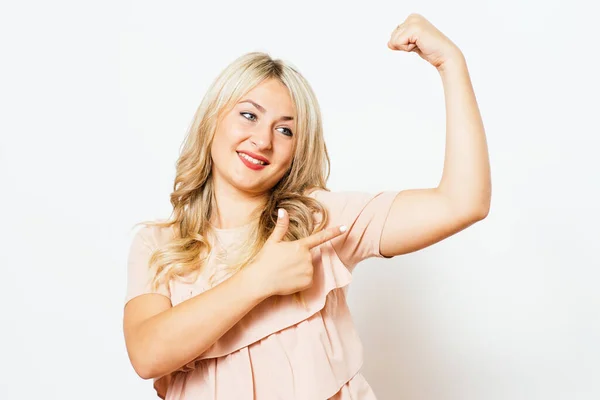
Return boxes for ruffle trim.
[195,242,349,361]
[152,243,354,398]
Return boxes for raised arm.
[380,14,491,257]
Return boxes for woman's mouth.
[237,151,268,170]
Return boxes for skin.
[209,78,297,229]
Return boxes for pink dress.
[125,189,398,399]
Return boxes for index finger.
[299,225,347,249]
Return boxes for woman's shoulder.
[303,187,352,211]
[133,220,177,249]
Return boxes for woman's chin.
[227,166,281,193]
[231,177,268,193]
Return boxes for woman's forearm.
[131,267,268,380]
[437,52,492,217]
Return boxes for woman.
[123,14,491,400]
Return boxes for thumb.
[268,208,289,243]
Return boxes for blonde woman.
[123,14,491,400]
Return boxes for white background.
[1,0,599,399]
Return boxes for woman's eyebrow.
[239,99,294,121]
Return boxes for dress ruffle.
[152,241,364,399]
[165,284,366,399]
[192,242,351,360]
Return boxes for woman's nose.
[250,129,272,151]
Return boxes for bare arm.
[123,266,268,380]
[379,11,492,258]
[380,53,491,257]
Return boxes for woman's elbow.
[127,341,163,380]
[129,352,154,380]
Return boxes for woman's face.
[210,78,297,195]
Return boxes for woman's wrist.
[238,264,273,303]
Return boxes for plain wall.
[1,0,598,399]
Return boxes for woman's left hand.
[388,13,463,70]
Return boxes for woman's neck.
[210,187,267,229]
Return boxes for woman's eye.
[277,127,293,137]
[241,112,256,121]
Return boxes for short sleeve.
[125,226,171,305]
[311,190,399,268]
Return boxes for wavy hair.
[133,52,332,307]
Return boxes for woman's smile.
[237,151,269,170]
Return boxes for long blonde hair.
[133,51,332,306]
